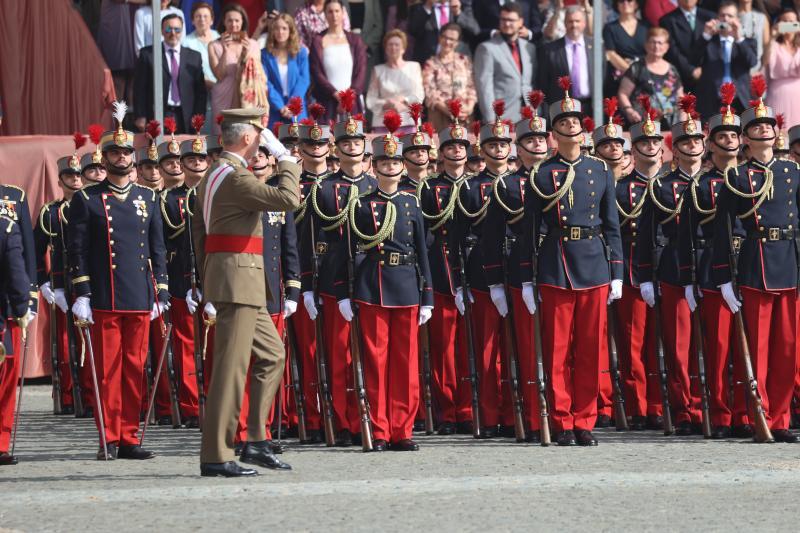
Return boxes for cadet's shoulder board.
[1,184,25,202]
[399,191,420,206]
[80,182,102,199]
[133,183,157,200]
[586,155,608,172]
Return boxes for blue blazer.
[262,46,310,127]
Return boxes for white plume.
[112,101,128,126]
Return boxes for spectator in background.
[618,27,684,126]
[181,0,222,34]
[738,0,771,73]
[208,3,262,132]
[766,9,800,125]
[475,2,536,122]
[347,0,385,73]
[603,0,649,96]
[309,0,368,122]
[134,14,207,133]
[295,0,351,47]
[660,0,715,90]
[183,2,220,87]
[366,30,424,133]
[134,0,185,56]
[696,1,757,119]
[542,0,593,42]
[96,0,145,105]
[473,0,544,43]
[422,23,478,130]
[407,0,479,63]
[262,14,311,127]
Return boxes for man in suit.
[537,6,595,117]
[192,109,300,477]
[134,14,206,134]
[474,2,536,122]
[696,1,757,120]
[407,0,479,63]
[470,0,543,43]
[659,0,715,90]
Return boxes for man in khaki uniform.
[192,109,300,477]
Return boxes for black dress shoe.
[476,425,498,439]
[372,439,388,451]
[772,429,798,443]
[437,422,456,435]
[646,415,664,430]
[118,445,156,460]
[234,442,244,456]
[498,425,516,438]
[711,425,731,439]
[675,421,693,436]
[556,430,577,446]
[0,452,18,465]
[265,439,285,454]
[455,421,474,435]
[201,461,258,477]
[61,405,75,415]
[731,424,755,438]
[575,429,598,446]
[413,420,426,432]
[629,416,647,431]
[183,416,200,429]
[240,441,292,470]
[284,426,298,439]
[391,439,419,451]
[691,422,704,435]
[524,430,541,443]
[157,415,172,426]
[300,429,323,444]
[96,443,117,461]
[594,414,612,428]
[335,429,353,447]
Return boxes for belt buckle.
[388,252,400,266]
[316,242,328,254]
[570,227,581,241]
[732,236,742,252]
[768,228,780,241]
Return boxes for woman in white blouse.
[366,29,424,134]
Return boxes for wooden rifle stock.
[604,243,628,431]
[687,209,712,438]
[285,319,308,443]
[458,242,481,438]
[651,236,675,435]
[419,324,435,435]
[500,237,526,442]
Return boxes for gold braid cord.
[38,203,57,238]
[723,164,774,220]
[349,196,397,250]
[296,173,329,224]
[311,180,359,231]
[457,178,492,223]
[528,160,576,212]
[418,177,459,231]
[689,178,717,226]
[647,176,683,225]
[492,172,526,225]
[160,190,186,231]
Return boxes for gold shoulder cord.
[528,160,576,212]
[38,203,57,237]
[492,172,526,225]
[647,176,683,224]
[690,178,717,226]
[348,194,397,250]
[723,164,774,220]
[616,193,647,226]
[59,201,69,225]
[296,173,329,224]
[160,191,186,232]
[418,177,459,231]
[310,179,358,231]
[185,187,195,218]
[457,177,492,223]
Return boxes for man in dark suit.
[407,0,480,63]
[134,13,206,134]
[537,5,596,117]
[470,0,543,43]
[659,0,715,90]
[696,1,758,119]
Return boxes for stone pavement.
[1,385,799,532]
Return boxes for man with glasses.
[134,14,206,134]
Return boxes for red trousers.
[614,286,662,417]
[152,299,199,418]
[358,304,419,442]
[321,294,360,434]
[428,292,473,424]
[0,322,22,452]
[510,288,543,431]
[539,285,607,432]
[740,287,798,430]
[291,304,322,430]
[90,310,150,446]
[660,283,701,424]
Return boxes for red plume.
[582,117,596,132]
[649,108,660,121]
[503,118,515,132]
[383,110,402,134]
[299,118,315,126]
[558,76,572,92]
[678,94,697,118]
[492,99,505,119]
[447,99,463,120]
[750,74,767,99]
[309,103,326,121]
[73,132,87,151]
[272,122,282,137]
[612,114,623,125]
[163,116,177,135]
[421,122,435,137]
[338,88,356,114]
[777,113,786,130]
[408,102,424,125]
[603,97,618,121]
[521,106,534,120]
[469,120,481,137]
[146,120,161,140]
[664,132,673,152]
[215,114,224,125]
[287,96,304,118]
[352,113,365,123]
[191,114,205,134]
[719,82,736,107]
[527,90,545,110]
[88,124,104,145]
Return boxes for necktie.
[722,39,732,83]
[169,49,181,104]
[687,12,696,31]
[571,42,583,98]
[438,4,448,26]
[510,40,522,73]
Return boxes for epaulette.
[586,154,608,171]
[398,191,420,206]
[1,215,16,233]
[134,183,157,200]
[0,184,25,202]
[79,181,102,199]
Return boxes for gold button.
[590,215,594,219]
[562,216,567,221]
[109,228,114,233]
[760,226,765,230]
[112,264,117,269]
[588,170,592,175]
[140,243,144,247]
[757,215,762,220]
[556,181,561,186]
[111,252,116,257]
[141,230,145,234]
[631,223,637,228]
[563,237,568,241]
[107,216,112,221]
[105,205,110,210]
[589,180,594,185]
[140,255,144,259]
[632,231,637,237]
[110,240,115,245]
[762,238,767,242]
[590,204,595,208]
[442,230,448,235]
[714,193,718,197]
[591,192,596,197]
[380,260,385,265]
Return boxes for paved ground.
[2,385,800,532]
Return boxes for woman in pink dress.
[766,9,800,126]
[208,3,263,133]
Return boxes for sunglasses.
[164,27,183,34]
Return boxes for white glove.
[185,288,200,314]
[684,284,702,313]
[521,282,537,315]
[40,282,55,304]
[640,281,655,308]
[418,305,433,325]
[283,299,298,318]
[260,127,295,163]
[720,282,741,314]
[302,291,318,320]
[454,287,474,316]
[52,289,67,313]
[150,301,169,320]
[203,301,217,319]
[72,296,93,324]
[489,285,508,317]
[608,279,623,304]
[338,298,353,322]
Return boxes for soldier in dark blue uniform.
[518,79,624,446]
[135,137,162,191]
[67,105,170,460]
[399,105,433,195]
[82,125,108,185]
[710,82,800,442]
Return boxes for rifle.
[500,236,526,442]
[184,191,206,429]
[687,210,712,439]
[165,330,182,428]
[75,320,110,460]
[10,322,31,458]
[47,225,63,415]
[140,312,174,445]
[345,220,373,452]
[650,224,675,435]
[60,227,83,418]
[604,243,628,431]
[309,214,336,446]
[529,238,551,446]
[457,239,481,438]
[726,217,773,443]
[417,266,434,435]
[285,317,309,442]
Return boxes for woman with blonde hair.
[262,13,311,128]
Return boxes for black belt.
[367,250,417,266]
[746,228,797,242]
[555,226,602,241]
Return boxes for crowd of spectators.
[77,0,800,136]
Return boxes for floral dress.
[623,60,683,126]
[422,53,478,131]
